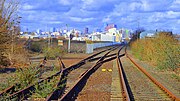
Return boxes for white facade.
[91,33,115,42]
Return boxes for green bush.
[131,32,180,71]
[29,42,42,52]
[33,78,57,98]
[43,46,65,59]
[8,66,40,89]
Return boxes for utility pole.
[48,31,51,48]
[66,24,71,53]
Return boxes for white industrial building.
[90,28,122,42]
[91,33,116,42]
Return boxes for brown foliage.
[0,0,20,66]
[131,32,180,71]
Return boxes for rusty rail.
[125,46,180,101]
[116,46,132,101]
[3,46,117,100]
[46,57,66,101]
[59,46,120,101]
[1,57,62,100]
[0,57,48,98]
[88,53,116,62]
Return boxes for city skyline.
[19,0,180,34]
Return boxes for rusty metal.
[46,57,66,101]
[88,53,116,62]
[2,46,118,100]
[102,54,125,63]
[116,46,131,101]
[0,85,15,97]
[125,47,180,101]
[0,57,48,98]
[59,47,119,101]
[2,57,63,100]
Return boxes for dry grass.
[130,32,180,71]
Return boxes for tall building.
[36,29,42,34]
[84,27,89,34]
[50,27,56,32]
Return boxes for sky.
[19,0,180,34]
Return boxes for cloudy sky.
[19,0,180,34]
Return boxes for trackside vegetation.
[130,32,180,71]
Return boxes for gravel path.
[76,60,113,101]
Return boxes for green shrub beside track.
[130,32,180,71]
[43,46,66,59]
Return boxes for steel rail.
[46,57,66,101]
[0,57,47,97]
[59,46,119,101]
[3,46,117,100]
[88,53,116,62]
[2,57,62,100]
[116,46,131,101]
[46,46,118,100]
[125,46,180,101]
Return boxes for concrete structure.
[91,33,116,42]
[140,30,156,39]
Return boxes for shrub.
[33,77,58,98]
[130,32,180,71]
[29,42,42,52]
[86,40,93,44]
[9,65,40,89]
[43,46,65,59]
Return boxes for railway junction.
[0,45,180,101]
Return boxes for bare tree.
[0,0,20,66]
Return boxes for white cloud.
[130,2,142,11]
[70,17,94,22]
[140,0,151,11]
[65,7,98,18]
[58,0,72,5]
[178,20,180,24]
[170,0,180,10]
[47,21,62,24]
[166,11,180,18]
[19,0,180,34]
[102,17,111,22]
[22,3,34,10]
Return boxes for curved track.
[0,46,119,100]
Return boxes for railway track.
[58,46,121,101]
[1,44,179,101]
[123,46,180,101]
[0,46,119,100]
[0,57,48,96]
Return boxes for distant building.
[36,29,42,34]
[84,27,89,34]
[105,24,117,31]
[50,27,56,32]
[140,30,157,39]
[96,29,102,32]
[91,33,116,42]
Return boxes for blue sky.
[19,0,180,34]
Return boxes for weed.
[130,32,180,71]
[43,46,65,59]
[33,77,58,98]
